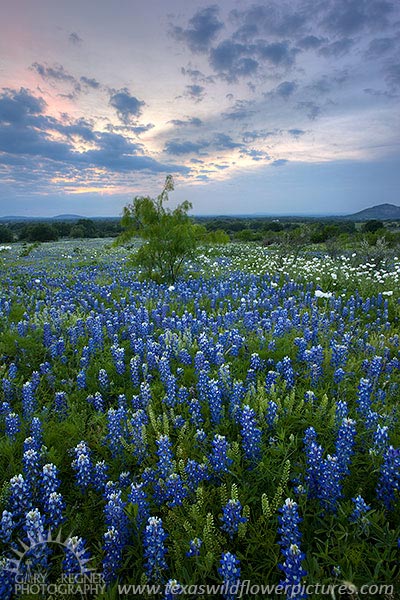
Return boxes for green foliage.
[20,222,59,242]
[362,219,384,233]
[116,176,200,282]
[0,224,13,243]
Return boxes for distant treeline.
[0,216,399,245]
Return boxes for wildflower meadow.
[0,239,399,599]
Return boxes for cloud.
[180,66,215,84]
[31,62,79,89]
[296,101,321,120]
[222,100,255,120]
[288,128,305,137]
[184,84,206,102]
[109,88,145,123]
[0,88,187,178]
[240,148,270,161]
[385,63,400,89]
[164,132,242,155]
[171,5,223,53]
[257,41,298,66]
[242,129,278,142]
[69,32,83,45]
[169,117,203,127]
[0,88,46,124]
[80,76,100,89]
[271,158,288,166]
[230,3,307,39]
[164,139,209,155]
[268,80,298,99]
[209,40,259,81]
[365,37,397,58]
[319,38,354,57]
[297,35,327,50]
[322,0,395,36]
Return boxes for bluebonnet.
[376,446,400,510]
[54,392,68,419]
[184,459,209,491]
[209,434,233,476]
[265,370,279,392]
[266,401,278,428]
[24,508,49,570]
[23,448,41,489]
[165,473,187,507]
[144,516,168,582]
[186,537,202,557]
[220,499,247,539]
[5,412,20,440]
[105,407,126,457]
[22,381,37,419]
[93,461,109,492]
[164,580,183,599]
[77,370,86,389]
[128,482,150,528]
[303,427,323,499]
[281,357,295,390]
[98,368,109,390]
[373,425,389,453]
[41,463,61,498]
[72,442,93,492]
[278,498,307,599]
[350,495,370,531]
[45,491,65,528]
[239,405,262,462]
[218,552,241,600]
[0,511,14,543]
[104,490,129,544]
[156,435,174,479]
[335,418,356,476]
[357,378,373,417]
[111,344,125,375]
[9,474,32,521]
[335,401,348,425]
[208,378,223,425]
[333,368,346,384]
[103,526,123,584]
[63,536,91,575]
[128,409,148,464]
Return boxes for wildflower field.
[0,240,399,599]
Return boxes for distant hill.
[344,203,400,220]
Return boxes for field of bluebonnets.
[0,238,399,599]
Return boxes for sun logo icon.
[5,529,93,580]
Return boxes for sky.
[0,0,399,216]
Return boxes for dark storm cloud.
[0,88,46,123]
[322,0,395,36]
[171,5,223,53]
[69,32,83,45]
[109,88,145,123]
[318,38,355,57]
[184,84,206,102]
